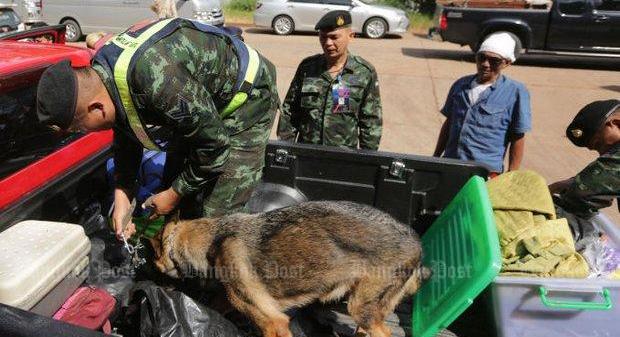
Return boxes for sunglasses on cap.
[476,53,505,67]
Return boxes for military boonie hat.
[566,99,620,147]
[36,60,78,130]
[315,10,352,31]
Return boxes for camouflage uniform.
[558,143,620,217]
[93,26,279,218]
[277,53,382,150]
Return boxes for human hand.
[112,188,137,241]
[143,188,181,220]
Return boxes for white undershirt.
[468,79,493,105]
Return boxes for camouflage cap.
[36,60,78,130]
[567,99,620,147]
[315,10,352,31]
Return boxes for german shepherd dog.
[150,201,430,337]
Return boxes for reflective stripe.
[220,45,260,117]
[113,19,174,150]
[110,18,258,149]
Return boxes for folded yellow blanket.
[487,170,589,278]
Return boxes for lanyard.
[332,73,350,113]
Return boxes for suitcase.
[0,220,90,316]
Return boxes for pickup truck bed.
[0,141,489,337]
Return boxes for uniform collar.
[469,74,506,90]
[92,61,129,126]
[322,51,354,80]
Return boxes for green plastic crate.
[412,176,502,337]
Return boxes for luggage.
[0,220,90,316]
[53,286,116,334]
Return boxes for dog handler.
[36,18,279,240]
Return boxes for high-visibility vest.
[93,18,260,151]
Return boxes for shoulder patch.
[166,94,192,122]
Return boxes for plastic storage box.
[413,177,620,337]
[412,176,502,337]
[485,214,620,337]
[0,220,90,316]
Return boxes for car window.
[558,0,587,14]
[324,0,352,5]
[289,0,322,3]
[0,70,82,180]
[0,8,20,27]
[592,0,620,11]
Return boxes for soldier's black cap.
[315,10,352,31]
[36,60,78,130]
[566,99,620,147]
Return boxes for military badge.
[336,16,345,27]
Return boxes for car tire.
[272,15,294,36]
[363,17,388,39]
[62,19,82,42]
[474,31,524,61]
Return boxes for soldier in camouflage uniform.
[36,18,279,239]
[277,11,382,150]
[550,99,620,218]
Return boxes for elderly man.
[277,10,382,150]
[36,18,279,239]
[433,32,531,176]
[550,100,620,218]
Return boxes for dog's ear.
[149,229,163,259]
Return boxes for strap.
[220,45,260,117]
[112,19,175,150]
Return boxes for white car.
[254,0,409,39]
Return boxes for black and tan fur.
[151,201,431,337]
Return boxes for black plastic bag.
[129,282,248,337]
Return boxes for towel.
[487,170,589,278]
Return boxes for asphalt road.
[243,28,620,222]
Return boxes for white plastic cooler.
[0,220,90,316]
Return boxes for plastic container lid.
[0,220,91,310]
[412,176,502,337]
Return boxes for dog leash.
[120,198,147,268]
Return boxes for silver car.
[254,0,409,39]
[35,0,224,42]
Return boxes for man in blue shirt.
[433,33,532,176]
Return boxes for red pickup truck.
[0,25,113,229]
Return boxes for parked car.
[39,0,225,42]
[0,5,24,33]
[10,0,45,26]
[434,0,620,58]
[254,0,410,38]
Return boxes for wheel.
[62,19,82,42]
[363,17,388,39]
[474,31,524,61]
[272,15,294,36]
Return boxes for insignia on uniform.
[167,95,192,122]
[336,16,345,26]
[571,129,583,138]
